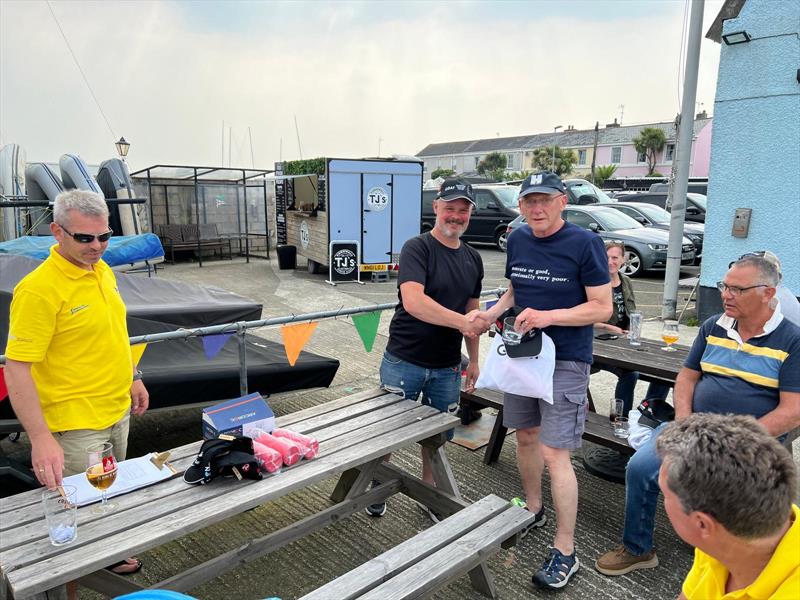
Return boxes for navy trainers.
[364,480,387,517]
[532,547,580,589]
[510,498,547,539]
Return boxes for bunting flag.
[0,366,7,402]
[130,344,148,367]
[202,333,234,360]
[481,298,498,312]
[352,311,381,353]
[281,322,318,367]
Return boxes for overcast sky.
[0,0,724,171]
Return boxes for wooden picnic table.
[0,388,464,599]
[590,331,690,386]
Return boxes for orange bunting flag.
[130,343,148,367]
[281,322,318,367]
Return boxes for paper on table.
[63,453,175,507]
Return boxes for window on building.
[637,150,647,163]
[611,147,622,163]
[474,156,481,169]
[505,153,519,170]
[578,149,587,165]
[451,158,458,171]
[665,143,675,162]
[437,158,442,168]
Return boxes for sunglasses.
[59,224,113,244]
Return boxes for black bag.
[637,398,676,430]
[183,436,262,485]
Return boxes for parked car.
[563,179,616,205]
[621,192,707,223]
[649,181,708,195]
[422,184,520,250]
[502,205,695,277]
[608,201,704,264]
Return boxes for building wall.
[690,121,713,177]
[698,0,800,320]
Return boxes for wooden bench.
[460,388,633,465]
[300,493,533,600]
[157,223,233,263]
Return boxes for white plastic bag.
[627,409,654,450]
[475,332,556,403]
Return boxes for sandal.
[105,557,143,575]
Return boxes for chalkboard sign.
[328,240,360,284]
[274,162,287,245]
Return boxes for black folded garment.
[183,436,262,485]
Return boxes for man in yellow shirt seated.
[656,413,799,600]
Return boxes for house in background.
[416,115,712,180]
[698,0,799,320]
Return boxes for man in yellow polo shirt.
[656,413,799,599]
[4,190,148,494]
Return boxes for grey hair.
[657,413,796,539]
[53,190,108,225]
[732,256,780,287]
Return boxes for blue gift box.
[201,392,275,440]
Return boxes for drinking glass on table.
[86,442,118,514]
[661,320,680,352]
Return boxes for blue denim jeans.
[379,351,461,440]
[622,422,669,555]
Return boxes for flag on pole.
[352,311,381,353]
[281,322,318,367]
[202,333,234,360]
[130,344,148,367]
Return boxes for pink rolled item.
[272,428,319,459]
[252,431,301,466]
[252,440,283,473]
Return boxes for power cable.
[45,0,117,140]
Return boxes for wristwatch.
[132,369,143,382]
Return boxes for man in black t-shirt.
[365,178,489,519]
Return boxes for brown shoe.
[595,545,658,576]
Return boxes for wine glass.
[661,320,679,352]
[86,442,118,514]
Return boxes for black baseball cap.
[437,179,476,205]
[495,306,543,358]
[519,171,566,198]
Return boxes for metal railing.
[1,288,507,396]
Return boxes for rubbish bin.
[276,245,297,270]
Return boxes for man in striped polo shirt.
[595,253,800,577]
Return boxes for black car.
[609,201,704,263]
[563,179,616,205]
[422,184,519,250]
[621,192,706,223]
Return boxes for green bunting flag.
[352,311,381,353]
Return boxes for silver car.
[502,205,695,277]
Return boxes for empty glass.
[628,312,643,346]
[502,317,522,345]
[613,416,630,439]
[42,486,78,546]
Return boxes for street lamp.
[551,126,562,172]
[115,137,130,162]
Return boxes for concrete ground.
[2,248,794,599]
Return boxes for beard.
[436,219,467,239]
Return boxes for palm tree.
[633,128,667,176]
[592,165,617,187]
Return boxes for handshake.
[460,310,494,339]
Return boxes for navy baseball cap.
[437,179,476,205]
[519,171,566,198]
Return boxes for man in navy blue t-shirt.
[475,172,612,589]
